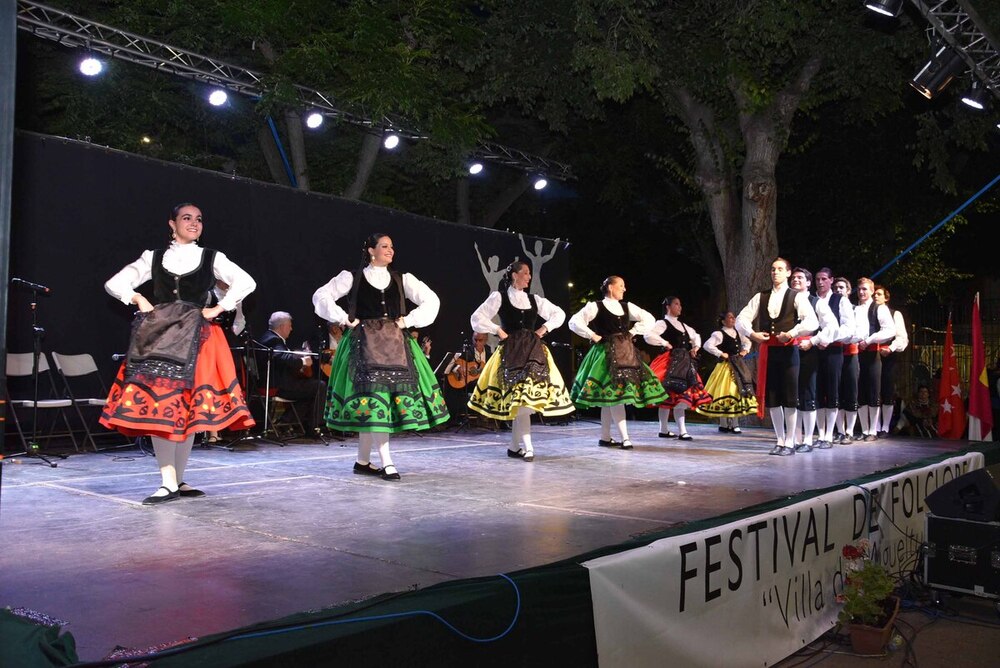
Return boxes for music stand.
[225,338,286,448]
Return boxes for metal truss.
[15,0,573,181]
[911,0,1000,102]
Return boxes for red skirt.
[100,324,255,442]
[649,349,713,409]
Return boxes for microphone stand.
[225,338,284,448]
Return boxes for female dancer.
[873,285,908,436]
[102,203,256,504]
[646,296,712,440]
[468,261,574,461]
[569,276,667,449]
[312,233,449,480]
[695,311,758,433]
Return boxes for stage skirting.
[71,445,994,667]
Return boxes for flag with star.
[968,292,993,441]
[937,315,966,440]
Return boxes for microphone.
[11,277,52,294]
[549,342,571,348]
[111,353,127,361]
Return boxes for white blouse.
[104,241,255,312]
[703,327,751,357]
[569,298,655,340]
[470,287,565,335]
[644,314,701,349]
[312,264,440,329]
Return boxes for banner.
[584,453,984,668]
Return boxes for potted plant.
[836,539,900,654]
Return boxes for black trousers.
[858,349,882,407]
[798,346,818,411]
[817,346,844,409]
[765,346,799,409]
[840,353,859,412]
[880,352,899,405]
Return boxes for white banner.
[584,453,984,667]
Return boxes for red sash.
[755,335,810,418]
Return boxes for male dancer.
[833,277,860,443]
[790,268,837,452]
[813,268,856,447]
[854,277,896,441]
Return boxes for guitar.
[447,358,483,389]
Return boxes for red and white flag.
[968,293,993,441]
[937,315,966,439]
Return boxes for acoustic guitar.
[447,358,483,389]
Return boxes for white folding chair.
[51,352,123,452]
[5,352,78,453]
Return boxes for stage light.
[140,135,152,144]
[78,56,103,76]
[960,80,989,110]
[533,176,548,191]
[468,161,484,175]
[383,133,400,150]
[305,111,324,129]
[208,89,228,106]
[910,44,966,100]
[864,0,903,17]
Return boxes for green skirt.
[323,328,450,433]
[570,342,668,408]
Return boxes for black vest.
[590,300,631,337]
[754,288,797,334]
[828,293,843,324]
[151,247,217,306]
[718,329,741,356]
[498,290,540,331]
[352,272,406,320]
[662,319,693,350]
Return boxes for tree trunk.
[480,175,531,228]
[457,177,471,225]
[344,133,381,200]
[283,109,310,191]
[257,125,291,187]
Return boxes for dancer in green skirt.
[568,276,668,449]
[312,233,449,480]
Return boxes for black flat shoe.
[768,446,795,456]
[814,440,833,449]
[177,482,205,498]
[353,462,382,476]
[678,433,693,441]
[718,426,731,433]
[794,443,813,453]
[507,448,526,459]
[381,466,401,481]
[598,439,622,448]
[658,431,678,438]
[142,486,180,505]
[620,440,634,450]
[523,452,535,462]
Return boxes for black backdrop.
[8,132,571,411]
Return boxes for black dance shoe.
[177,482,205,498]
[658,431,678,438]
[142,487,180,505]
[353,462,383,476]
[768,446,795,456]
[794,443,813,453]
[598,439,622,448]
[507,448,526,459]
[380,466,401,481]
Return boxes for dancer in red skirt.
[645,296,712,440]
[101,203,256,504]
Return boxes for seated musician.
[258,311,322,434]
[444,332,491,387]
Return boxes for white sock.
[374,432,393,468]
[845,411,858,438]
[674,405,687,435]
[770,407,786,445]
[801,411,816,446]
[783,408,798,449]
[658,407,672,433]
[610,404,628,441]
[513,409,534,453]
[174,435,195,483]
[600,408,612,441]
[836,410,846,436]
[151,437,179,493]
[881,405,894,433]
[816,411,827,439]
[357,432,374,465]
[859,406,871,435]
[824,408,839,442]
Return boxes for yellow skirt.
[468,345,575,420]
[695,360,758,418]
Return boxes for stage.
[0,417,993,664]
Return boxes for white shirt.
[312,265,440,329]
[736,284,818,339]
[854,300,896,345]
[816,291,859,343]
[104,241,255,312]
[703,327,751,357]
[470,287,565,335]
[888,310,909,353]
[804,295,839,347]
[644,314,701,349]
[569,298,655,340]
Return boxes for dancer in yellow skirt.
[696,311,758,432]
[468,261,574,461]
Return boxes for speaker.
[925,469,1000,523]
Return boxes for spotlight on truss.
[960,80,989,110]
[533,176,548,191]
[383,133,400,150]
[468,161,484,175]
[864,0,903,17]
[910,44,966,100]
[208,89,229,106]
[79,56,103,76]
[305,111,324,129]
